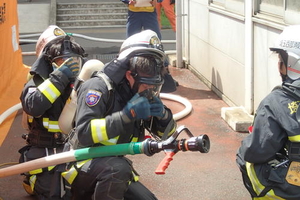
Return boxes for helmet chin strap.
[132,81,140,94]
[131,56,140,94]
[281,73,288,82]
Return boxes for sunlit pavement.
[0,6,250,199]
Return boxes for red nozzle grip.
[155,151,175,175]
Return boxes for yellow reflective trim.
[246,162,285,199]
[62,167,78,185]
[253,192,285,200]
[29,166,55,175]
[91,119,108,143]
[288,135,300,142]
[246,162,265,196]
[48,120,60,132]
[131,137,138,142]
[42,118,61,132]
[100,136,119,146]
[29,168,43,175]
[28,115,33,123]
[43,118,49,129]
[38,79,61,103]
[62,159,91,184]
[29,175,37,191]
[158,126,176,138]
[128,4,154,12]
[132,171,139,182]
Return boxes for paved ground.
[0,1,251,200]
[0,65,250,200]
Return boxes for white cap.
[270,25,300,80]
[270,25,300,52]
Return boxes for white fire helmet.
[118,29,166,61]
[35,25,66,57]
[270,25,300,80]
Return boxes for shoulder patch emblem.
[288,101,300,114]
[86,90,102,107]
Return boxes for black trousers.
[71,156,157,200]
[124,181,158,200]
[19,145,65,200]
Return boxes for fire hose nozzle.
[178,134,210,153]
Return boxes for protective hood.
[29,54,53,79]
[103,59,129,84]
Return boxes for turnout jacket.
[20,56,72,148]
[237,85,300,199]
[74,72,176,148]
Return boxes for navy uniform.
[68,30,176,200]
[19,25,86,199]
[237,25,300,200]
[237,85,300,199]
[121,0,162,40]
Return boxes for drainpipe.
[244,0,254,114]
[176,0,183,68]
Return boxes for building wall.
[17,3,50,33]
[181,0,298,114]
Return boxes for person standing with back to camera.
[121,0,163,40]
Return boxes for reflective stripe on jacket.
[62,159,91,184]
[21,69,72,147]
[75,72,176,148]
[237,87,300,199]
[128,4,154,12]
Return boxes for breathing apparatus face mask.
[134,74,164,100]
[50,36,84,71]
[130,55,165,100]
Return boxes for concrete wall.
[17,3,50,34]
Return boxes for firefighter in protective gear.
[68,30,176,200]
[236,25,300,200]
[19,25,87,199]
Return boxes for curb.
[221,107,253,132]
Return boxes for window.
[254,0,300,25]
[259,0,284,17]
[285,1,300,24]
[210,0,245,16]
[211,0,225,6]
